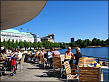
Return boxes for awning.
[1,0,47,30]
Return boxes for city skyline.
[13,1,108,43]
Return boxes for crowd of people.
[0,46,82,72]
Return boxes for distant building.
[30,33,41,42]
[0,29,34,43]
[41,34,55,43]
[71,38,74,43]
[35,35,41,42]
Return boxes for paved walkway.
[1,62,65,81]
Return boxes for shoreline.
[23,46,109,52]
[45,46,109,51]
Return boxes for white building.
[41,34,55,43]
[35,35,41,42]
[0,29,34,43]
[30,33,41,42]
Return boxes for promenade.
[1,62,65,81]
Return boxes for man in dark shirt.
[74,47,82,65]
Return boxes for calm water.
[58,47,109,59]
[58,47,109,81]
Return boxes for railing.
[60,53,109,64]
[81,55,109,64]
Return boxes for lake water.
[58,47,109,81]
[58,47,109,59]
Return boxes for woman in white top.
[65,47,74,64]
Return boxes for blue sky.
[13,1,108,43]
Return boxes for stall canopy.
[1,0,47,30]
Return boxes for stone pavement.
[1,62,66,81]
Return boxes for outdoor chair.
[64,61,78,82]
[53,55,63,77]
[83,58,96,67]
[78,67,101,81]
[0,61,6,76]
[40,55,47,69]
[78,57,88,67]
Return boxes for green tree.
[38,42,43,49]
[60,43,66,49]
[3,40,8,49]
[26,42,30,49]
[33,42,38,49]
[76,39,83,47]
[7,39,13,49]
[92,38,97,46]
[70,42,76,47]
[105,38,109,45]
[24,40,30,50]
[42,41,51,48]
[24,40,27,50]
[1,42,4,47]
[81,40,87,47]
[29,42,33,50]
[15,40,19,49]
[96,39,101,46]
[100,40,106,46]
[50,42,54,48]
[84,39,92,46]
[12,40,16,48]
[19,41,24,48]
[55,43,60,47]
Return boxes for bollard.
[98,58,100,64]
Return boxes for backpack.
[11,57,16,66]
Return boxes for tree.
[42,41,51,48]
[19,41,24,48]
[92,38,97,46]
[81,40,87,47]
[3,40,8,49]
[76,39,83,47]
[15,40,19,49]
[33,42,38,49]
[24,40,30,50]
[38,42,43,49]
[100,40,106,46]
[55,43,60,47]
[84,39,92,46]
[96,39,101,46]
[12,40,16,48]
[24,40,27,50]
[106,38,109,45]
[26,42,30,49]
[60,43,66,49]
[29,42,33,50]
[70,42,76,47]
[0,38,4,47]
[7,39,13,49]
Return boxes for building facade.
[30,33,41,42]
[71,38,74,43]
[0,29,34,43]
[41,34,55,43]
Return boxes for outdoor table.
[87,64,109,69]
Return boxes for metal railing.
[60,53,109,63]
[82,55,109,63]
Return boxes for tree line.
[0,40,61,49]
[69,38,109,48]
[0,38,109,49]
